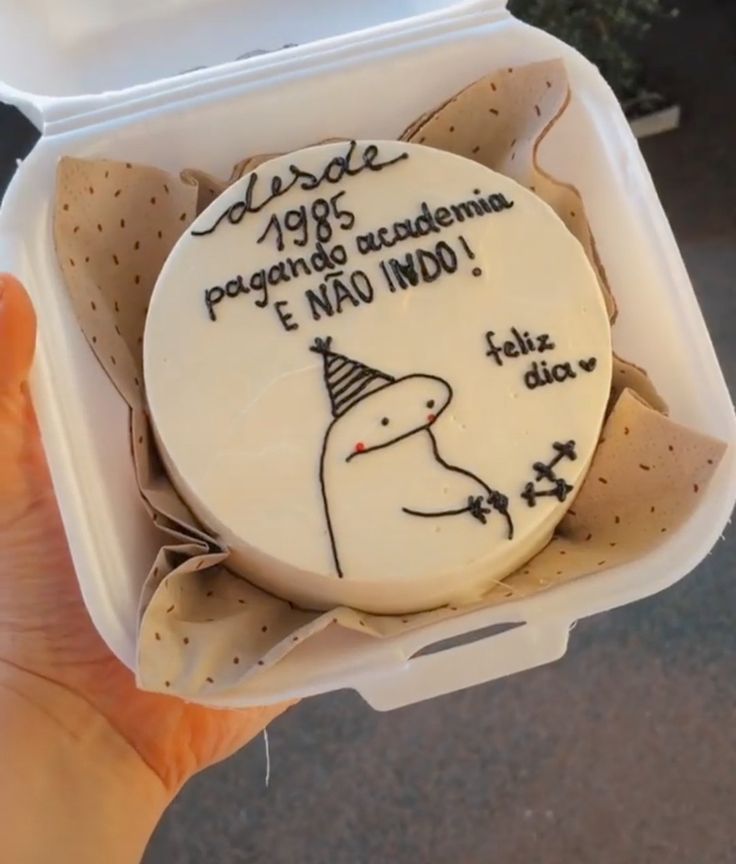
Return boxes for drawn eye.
[381,417,390,426]
[426,399,435,409]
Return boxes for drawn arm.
[401,431,515,539]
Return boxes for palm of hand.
[0,276,289,792]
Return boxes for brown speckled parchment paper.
[52,60,726,700]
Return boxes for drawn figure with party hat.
[311,337,513,580]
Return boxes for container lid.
[0,0,504,128]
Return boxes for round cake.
[144,140,612,613]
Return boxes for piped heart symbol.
[579,357,597,373]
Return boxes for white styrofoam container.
[1,0,734,711]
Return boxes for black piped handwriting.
[355,191,514,255]
[256,191,356,252]
[192,141,408,237]
[203,242,347,321]
[305,270,374,322]
[524,360,577,389]
[379,239,460,292]
[485,327,556,367]
[524,356,599,390]
[484,329,598,392]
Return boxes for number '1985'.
[256,191,355,251]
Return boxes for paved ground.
[1,1,734,862]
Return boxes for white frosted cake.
[144,140,612,613]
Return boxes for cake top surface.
[144,139,612,606]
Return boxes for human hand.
[0,274,293,795]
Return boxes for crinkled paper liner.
[52,60,726,700]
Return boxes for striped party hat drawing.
[310,336,394,417]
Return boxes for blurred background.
[1,0,734,862]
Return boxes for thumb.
[0,274,36,395]
[0,275,40,516]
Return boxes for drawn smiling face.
[334,374,452,461]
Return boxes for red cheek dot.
[355,442,365,453]
[427,413,436,423]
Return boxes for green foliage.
[509,0,678,100]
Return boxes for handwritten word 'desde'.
[192,141,408,238]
